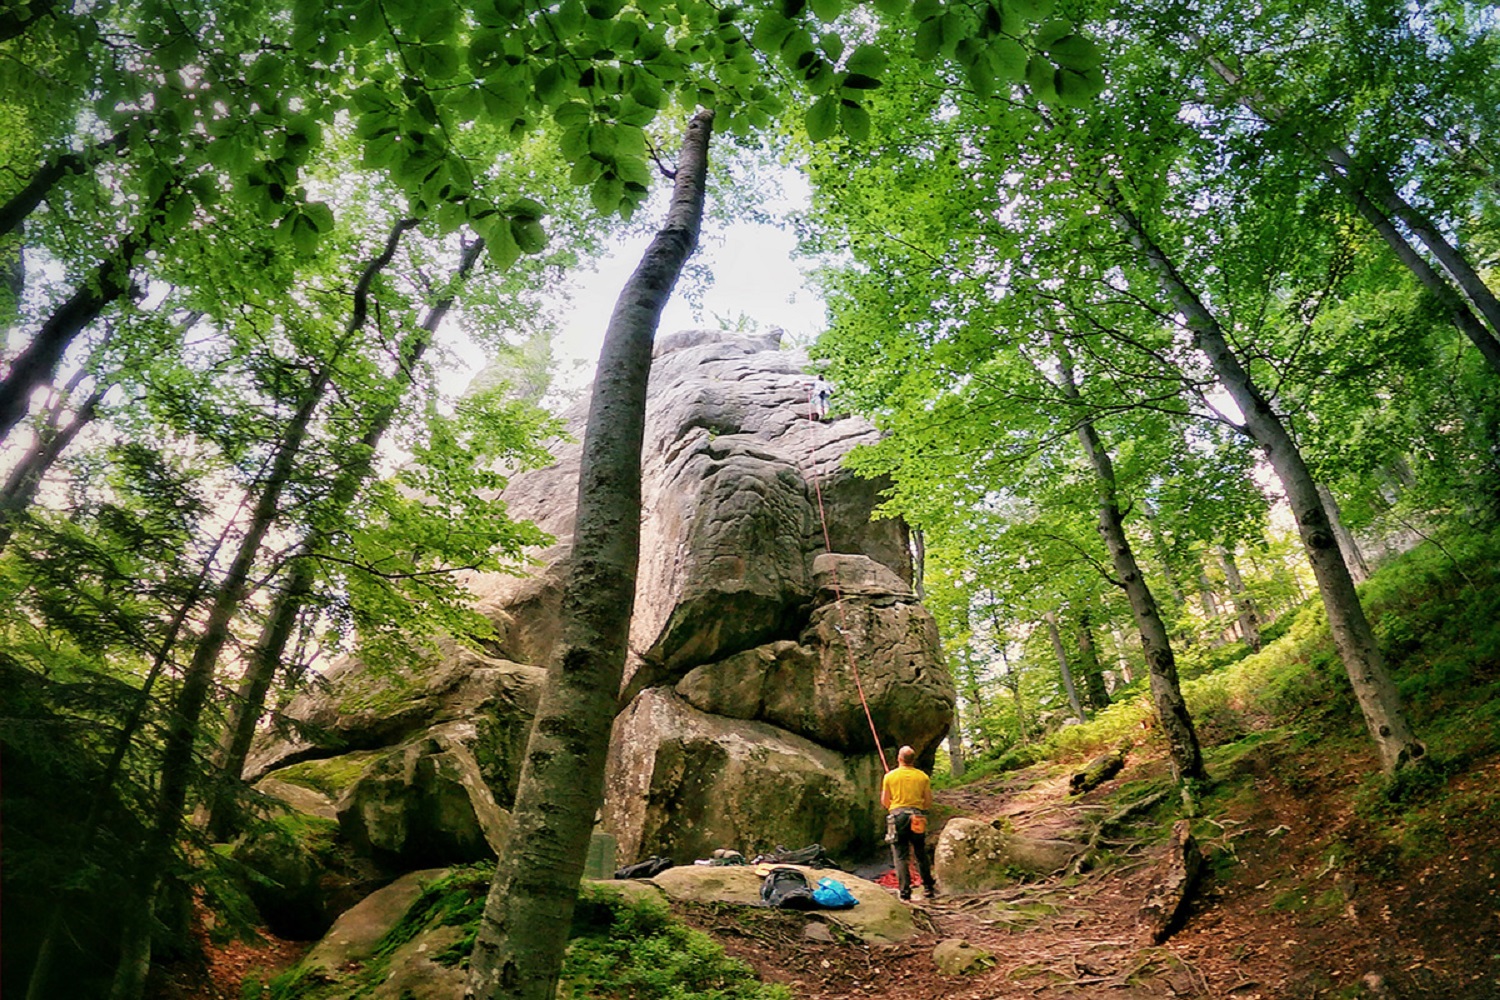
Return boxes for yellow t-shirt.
[882,765,931,811]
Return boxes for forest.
[2,0,1498,997]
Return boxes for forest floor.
[685,741,1500,1000]
[166,737,1500,1000]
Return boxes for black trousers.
[888,808,935,897]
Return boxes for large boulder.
[334,724,512,867]
[933,818,1082,893]
[247,648,544,783]
[603,688,884,863]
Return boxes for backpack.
[614,856,674,879]
[754,843,834,869]
[812,877,859,910]
[760,867,818,910]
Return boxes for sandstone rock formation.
[933,817,1081,893]
[246,330,954,898]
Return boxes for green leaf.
[507,196,547,219]
[819,33,845,60]
[1034,17,1071,47]
[810,0,841,21]
[991,37,1028,81]
[1047,33,1102,71]
[805,95,839,141]
[1001,0,1053,21]
[751,11,795,50]
[1055,65,1105,104]
[511,217,548,253]
[1025,52,1058,101]
[912,0,942,20]
[872,0,906,16]
[587,123,618,159]
[571,156,604,184]
[845,44,888,77]
[304,200,335,233]
[590,174,624,214]
[534,63,567,106]
[559,125,589,161]
[841,73,881,90]
[554,100,592,127]
[839,99,870,141]
[914,17,942,60]
[485,216,522,270]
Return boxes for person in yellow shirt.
[881,745,937,901]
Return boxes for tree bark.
[1076,609,1111,710]
[1,129,132,238]
[1109,626,1137,684]
[1052,333,1205,782]
[0,203,159,443]
[107,221,413,1000]
[205,233,473,841]
[946,703,966,778]
[1044,610,1087,723]
[0,377,104,555]
[1217,545,1262,651]
[1316,482,1370,583]
[1110,193,1426,774]
[464,109,714,1000]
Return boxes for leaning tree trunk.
[1044,611,1087,723]
[0,378,105,555]
[1110,194,1426,774]
[1316,482,1370,583]
[1217,545,1262,651]
[1076,609,1111,710]
[1052,333,1205,782]
[464,109,714,1000]
[0,194,164,443]
[205,231,471,842]
[1,128,132,237]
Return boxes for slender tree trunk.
[1109,626,1137,684]
[1139,501,1188,607]
[1202,54,1500,374]
[911,528,926,598]
[107,222,412,1000]
[464,110,714,1000]
[1217,545,1262,651]
[1076,609,1111,709]
[205,232,471,841]
[998,645,1026,746]
[1110,193,1425,774]
[947,703,966,778]
[1316,482,1370,583]
[1044,611,1087,723]
[1052,333,1205,781]
[0,380,104,555]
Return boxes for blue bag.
[812,877,859,909]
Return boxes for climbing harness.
[802,383,890,774]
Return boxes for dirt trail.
[703,749,1500,1000]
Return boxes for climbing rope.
[802,384,891,774]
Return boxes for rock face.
[248,330,954,890]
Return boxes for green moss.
[273,751,382,799]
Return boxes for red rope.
[804,384,890,774]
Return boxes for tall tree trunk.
[997,644,1026,745]
[1109,193,1426,774]
[1217,545,1262,651]
[946,703,966,778]
[465,110,714,1000]
[1076,609,1111,710]
[107,222,412,1000]
[1202,53,1500,374]
[1044,610,1087,723]
[0,376,105,555]
[1109,626,1137,684]
[205,232,469,841]
[1052,333,1205,782]
[1139,501,1189,607]
[1316,482,1370,583]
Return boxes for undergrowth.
[260,870,788,1000]
[940,525,1500,853]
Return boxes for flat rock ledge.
[601,864,921,945]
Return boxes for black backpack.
[614,856,674,879]
[759,867,818,910]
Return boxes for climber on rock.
[807,374,833,421]
[881,745,937,902]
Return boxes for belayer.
[881,744,937,901]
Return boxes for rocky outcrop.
[248,330,954,890]
[933,818,1082,893]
